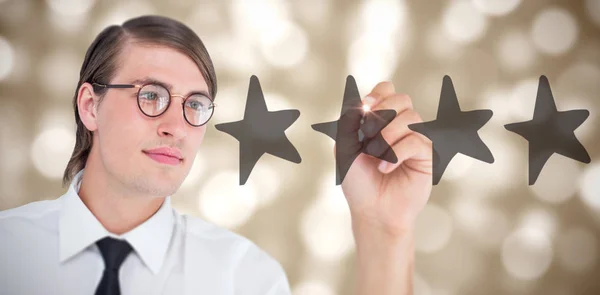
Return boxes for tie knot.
[96,237,133,272]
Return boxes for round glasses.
[92,82,216,127]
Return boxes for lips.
[143,147,183,166]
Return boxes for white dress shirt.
[0,170,291,295]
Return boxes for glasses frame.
[91,82,217,127]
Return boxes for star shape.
[504,75,591,185]
[215,75,301,185]
[312,75,397,185]
[408,75,494,185]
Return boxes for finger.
[361,107,420,140]
[362,110,431,164]
[371,93,414,114]
[379,109,422,146]
[363,81,395,106]
[361,94,414,138]
[378,133,432,175]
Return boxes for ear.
[77,82,100,132]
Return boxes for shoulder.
[179,214,291,293]
[0,198,61,234]
[181,213,276,262]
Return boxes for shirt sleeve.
[232,241,292,295]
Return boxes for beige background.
[1,0,599,294]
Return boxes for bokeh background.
[1,0,599,294]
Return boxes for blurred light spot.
[0,36,15,82]
[211,84,247,123]
[251,164,281,208]
[584,0,600,28]
[473,0,522,16]
[347,0,410,94]
[294,0,332,27]
[48,11,88,34]
[0,172,25,209]
[180,152,207,190]
[230,0,289,34]
[530,156,581,204]
[557,95,596,142]
[518,208,557,238]
[38,49,80,99]
[31,127,75,179]
[209,34,267,79]
[414,273,432,295]
[259,20,308,69]
[300,172,354,261]
[415,203,453,253]
[557,227,598,273]
[347,33,400,95]
[509,78,538,121]
[531,7,578,56]
[198,170,258,229]
[442,154,474,181]
[38,107,73,132]
[254,234,289,267]
[425,23,463,62]
[93,1,156,36]
[359,0,408,36]
[46,0,95,16]
[185,1,222,31]
[502,227,553,280]
[170,202,199,217]
[0,102,27,176]
[480,86,512,123]
[5,43,30,83]
[442,0,489,44]
[264,92,294,113]
[292,280,336,295]
[579,163,600,210]
[496,30,536,72]
[289,55,325,89]
[459,131,519,190]
[451,198,509,250]
[415,73,446,120]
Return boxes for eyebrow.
[130,77,212,100]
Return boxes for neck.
[77,157,165,235]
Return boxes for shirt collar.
[58,169,175,275]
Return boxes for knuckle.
[407,110,422,123]
[374,81,395,94]
[398,93,413,109]
[377,80,394,89]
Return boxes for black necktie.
[95,237,133,295]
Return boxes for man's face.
[92,42,209,197]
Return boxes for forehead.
[113,41,209,93]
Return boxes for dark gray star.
[312,75,397,185]
[215,75,301,185]
[504,75,591,185]
[408,75,494,185]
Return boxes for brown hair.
[62,15,217,186]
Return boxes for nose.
[156,98,187,140]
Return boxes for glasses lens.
[184,94,214,126]
[138,84,170,116]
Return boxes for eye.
[140,91,159,101]
[186,99,205,110]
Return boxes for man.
[0,15,432,295]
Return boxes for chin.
[126,172,181,197]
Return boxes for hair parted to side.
[62,15,217,187]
